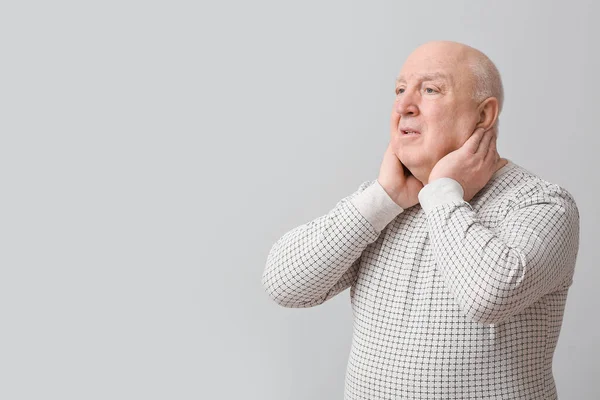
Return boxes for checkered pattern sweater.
[262,159,580,399]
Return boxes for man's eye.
[425,87,437,94]
[395,88,405,95]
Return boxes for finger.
[488,138,499,167]
[484,131,498,163]
[477,128,494,156]
[466,127,486,154]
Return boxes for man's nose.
[395,92,419,117]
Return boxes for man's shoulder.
[500,163,578,211]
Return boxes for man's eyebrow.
[395,72,450,84]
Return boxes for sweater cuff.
[349,179,404,232]
[417,177,465,214]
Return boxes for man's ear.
[475,97,499,130]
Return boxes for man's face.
[390,44,480,178]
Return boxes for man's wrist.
[417,177,465,214]
[350,180,404,232]
[377,179,402,206]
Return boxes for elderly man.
[262,41,580,399]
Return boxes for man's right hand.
[377,142,424,209]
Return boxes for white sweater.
[262,159,580,399]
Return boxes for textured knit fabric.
[261,159,580,400]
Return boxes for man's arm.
[418,177,580,325]
[262,179,404,308]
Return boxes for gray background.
[1,0,598,399]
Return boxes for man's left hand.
[428,126,500,202]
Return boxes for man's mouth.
[400,129,421,136]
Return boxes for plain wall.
[1,0,598,399]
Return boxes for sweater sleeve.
[262,179,404,308]
[418,177,580,325]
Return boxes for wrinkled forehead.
[395,70,454,86]
[397,50,473,86]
